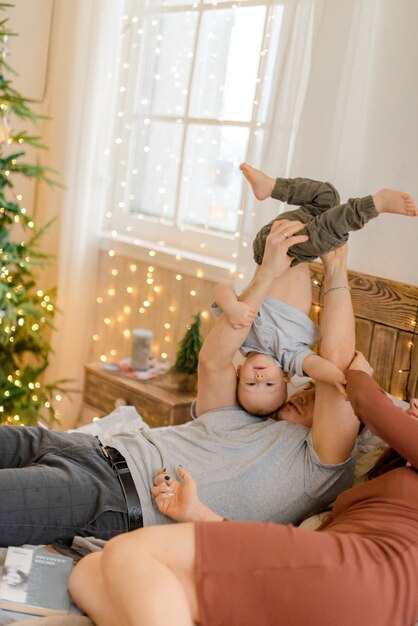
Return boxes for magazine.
[0,547,73,617]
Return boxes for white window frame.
[102,0,283,278]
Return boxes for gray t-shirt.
[211,297,318,376]
[96,403,356,527]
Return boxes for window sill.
[99,232,237,284]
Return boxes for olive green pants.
[253,177,378,265]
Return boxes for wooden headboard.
[309,262,418,401]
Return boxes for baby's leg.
[373,189,417,216]
[240,162,340,212]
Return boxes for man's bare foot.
[240,163,275,200]
[373,189,418,216]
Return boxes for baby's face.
[237,352,288,416]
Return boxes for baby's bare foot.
[373,189,418,216]
[240,163,275,200]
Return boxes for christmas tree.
[0,4,66,426]
[171,312,203,376]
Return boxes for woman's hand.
[151,466,200,522]
[260,219,308,279]
[151,467,223,522]
[348,351,374,376]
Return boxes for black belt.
[99,443,143,531]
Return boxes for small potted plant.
[170,312,203,392]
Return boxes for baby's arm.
[214,283,257,329]
[303,354,347,397]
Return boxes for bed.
[4,263,418,626]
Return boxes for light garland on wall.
[91,248,211,365]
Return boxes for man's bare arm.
[310,246,359,463]
[196,221,308,416]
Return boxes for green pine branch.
[171,312,203,374]
[0,4,70,426]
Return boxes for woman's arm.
[346,357,418,469]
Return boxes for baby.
[212,165,417,416]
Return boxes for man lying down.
[0,232,362,548]
[0,380,354,549]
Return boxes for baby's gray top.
[211,297,318,376]
[97,403,356,527]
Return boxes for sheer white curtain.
[38,0,123,428]
[237,0,418,287]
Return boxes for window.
[104,0,283,270]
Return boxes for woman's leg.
[70,524,199,626]
[69,553,121,626]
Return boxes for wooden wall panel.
[354,319,373,358]
[390,332,415,399]
[367,325,398,392]
[407,341,418,399]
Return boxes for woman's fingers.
[151,482,173,497]
[269,219,305,236]
[268,220,308,248]
[153,470,174,486]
